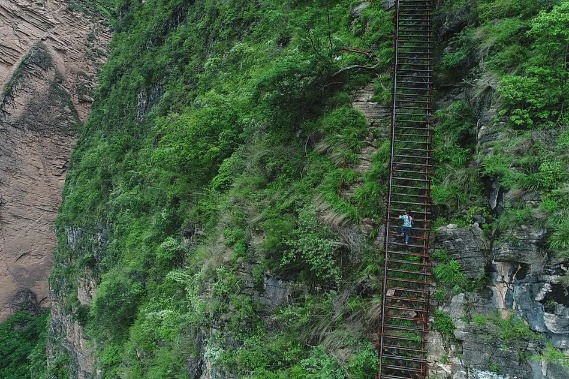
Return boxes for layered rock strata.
[0,0,110,321]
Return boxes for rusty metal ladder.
[378,1,433,378]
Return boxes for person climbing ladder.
[399,210,413,244]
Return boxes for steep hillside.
[30,0,569,378]
[48,1,391,377]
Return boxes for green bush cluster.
[0,312,48,379]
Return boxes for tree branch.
[331,63,381,77]
[341,47,377,59]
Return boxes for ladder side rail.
[378,0,401,376]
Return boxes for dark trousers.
[401,226,411,244]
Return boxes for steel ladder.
[378,1,434,378]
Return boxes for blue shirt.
[400,214,412,227]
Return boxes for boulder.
[435,224,491,279]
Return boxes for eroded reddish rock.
[0,0,110,321]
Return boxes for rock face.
[0,0,110,321]
[430,223,569,379]
[435,224,490,280]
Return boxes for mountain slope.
[42,0,569,378]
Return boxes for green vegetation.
[47,0,391,377]
[534,342,569,368]
[1,0,566,376]
[431,0,569,370]
[432,310,455,338]
[433,0,569,247]
[431,249,480,302]
[468,312,541,344]
[0,312,48,379]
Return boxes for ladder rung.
[390,185,429,192]
[397,105,432,110]
[396,86,431,91]
[381,344,427,353]
[395,111,430,116]
[396,94,431,100]
[388,234,430,242]
[388,211,431,217]
[399,17,433,21]
[388,258,431,267]
[391,191,431,196]
[397,99,431,104]
[396,90,431,95]
[383,365,424,373]
[385,304,426,313]
[397,46,432,51]
[395,61,433,67]
[392,171,431,178]
[386,250,430,259]
[392,168,431,174]
[386,294,429,303]
[383,314,427,323]
[394,149,430,156]
[394,139,430,144]
[398,42,433,48]
[395,120,429,124]
[397,73,433,78]
[384,324,427,333]
[395,129,434,137]
[392,161,433,167]
[393,176,431,182]
[390,242,428,249]
[388,236,430,243]
[398,64,432,68]
[383,334,422,343]
[387,221,431,229]
[396,80,433,85]
[398,35,432,40]
[396,93,430,98]
[388,268,432,276]
[394,147,430,153]
[383,354,428,364]
[387,234,430,242]
[397,68,433,72]
[398,51,432,55]
[397,33,432,38]
[393,153,432,159]
[396,114,431,119]
[386,286,428,295]
[378,374,416,379]
[388,222,431,229]
[391,207,431,214]
[387,277,431,285]
[399,12,433,16]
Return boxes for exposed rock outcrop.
[48,303,96,379]
[430,223,569,379]
[435,224,491,280]
[0,0,110,321]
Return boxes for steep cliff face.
[43,0,568,378]
[0,0,110,321]
[425,1,569,378]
